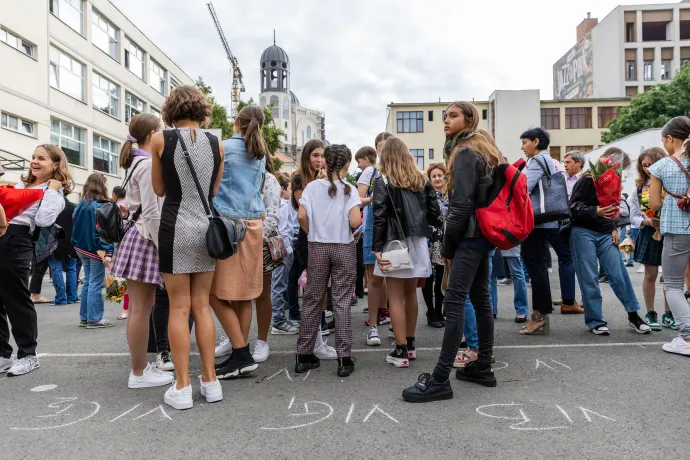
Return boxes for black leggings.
[432,239,494,382]
[422,264,445,321]
[30,258,50,295]
[146,287,193,353]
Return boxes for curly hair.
[162,85,211,127]
[635,147,667,188]
[324,144,352,197]
[22,144,74,194]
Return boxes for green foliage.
[602,64,690,143]
[237,98,287,155]
[345,172,358,187]
[195,77,234,139]
[273,156,284,172]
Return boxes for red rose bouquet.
[588,156,623,219]
[0,185,44,221]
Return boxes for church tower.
[259,37,291,152]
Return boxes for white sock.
[314,328,324,350]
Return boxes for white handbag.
[382,239,413,272]
[379,175,413,272]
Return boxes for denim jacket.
[215,134,266,219]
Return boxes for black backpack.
[96,159,144,244]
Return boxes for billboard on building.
[553,32,593,100]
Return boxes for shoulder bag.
[95,159,144,244]
[175,129,246,260]
[530,155,570,224]
[661,156,690,212]
[33,192,66,263]
[380,175,413,272]
[261,173,287,265]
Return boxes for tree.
[345,172,358,187]
[195,77,234,139]
[601,64,690,143]
[236,98,286,156]
[273,156,284,172]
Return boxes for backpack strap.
[662,156,690,199]
[117,157,144,199]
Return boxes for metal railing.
[0,149,28,170]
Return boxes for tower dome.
[260,39,290,94]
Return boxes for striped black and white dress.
[158,128,220,274]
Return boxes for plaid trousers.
[297,241,356,358]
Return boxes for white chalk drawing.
[302,370,311,381]
[11,397,101,431]
[362,405,399,424]
[493,360,509,371]
[476,403,615,431]
[261,400,334,430]
[266,368,292,382]
[30,384,57,392]
[345,403,355,424]
[109,404,142,423]
[133,405,172,421]
[535,359,571,370]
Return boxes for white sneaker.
[252,340,270,363]
[128,362,175,389]
[636,265,645,273]
[0,356,14,373]
[325,310,334,319]
[662,336,690,356]
[367,327,381,346]
[314,340,337,360]
[7,355,39,376]
[164,383,193,410]
[215,337,232,358]
[156,351,175,371]
[200,379,223,403]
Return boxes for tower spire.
[273,30,276,45]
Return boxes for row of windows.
[260,95,290,119]
[49,117,119,175]
[0,28,34,57]
[540,107,619,130]
[548,146,595,161]
[47,0,177,96]
[626,60,675,81]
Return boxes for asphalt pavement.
[0,266,688,460]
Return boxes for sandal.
[519,313,549,335]
[117,311,128,320]
[32,296,51,304]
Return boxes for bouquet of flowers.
[105,276,127,304]
[588,156,623,219]
[638,189,663,241]
[0,185,44,221]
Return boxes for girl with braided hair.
[295,144,362,377]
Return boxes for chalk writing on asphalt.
[475,403,615,431]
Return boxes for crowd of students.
[0,89,688,408]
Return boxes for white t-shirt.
[299,179,362,244]
[357,166,378,231]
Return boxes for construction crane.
[207,1,245,118]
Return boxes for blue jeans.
[570,227,640,329]
[489,250,498,316]
[78,254,106,322]
[49,257,78,305]
[505,256,529,316]
[464,298,478,350]
[271,252,293,325]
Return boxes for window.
[549,146,561,161]
[49,46,84,101]
[50,0,83,35]
[50,118,85,166]
[92,72,119,117]
[306,125,311,140]
[644,61,654,80]
[626,22,635,42]
[598,107,618,128]
[410,149,424,169]
[565,107,592,129]
[1,112,35,136]
[92,10,118,60]
[270,95,279,118]
[661,60,671,80]
[626,61,636,80]
[482,109,488,120]
[566,145,593,152]
[396,111,423,133]
[125,38,145,80]
[93,134,119,175]
[149,59,166,95]
[428,111,433,122]
[0,28,34,57]
[540,108,560,130]
[125,91,145,123]
[151,107,161,119]
[170,75,181,90]
[429,148,434,160]
[283,97,289,119]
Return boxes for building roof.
[291,90,300,106]
[274,152,295,164]
[387,96,631,107]
[261,44,290,66]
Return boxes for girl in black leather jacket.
[372,137,440,368]
[403,101,503,403]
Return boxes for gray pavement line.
[36,341,667,358]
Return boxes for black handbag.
[32,194,66,263]
[530,156,570,224]
[174,129,245,260]
[95,159,144,244]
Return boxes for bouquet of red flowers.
[0,185,44,221]
[588,156,623,219]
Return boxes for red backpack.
[475,158,534,250]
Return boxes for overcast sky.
[113,0,672,151]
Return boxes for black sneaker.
[295,354,320,373]
[402,373,453,403]
[406,337,416,360]
[628,313,652,334]
[337,357,356,377]
[590,325,610,335]
[455,361,497,387]
[327,320,336,330]
[216,346,258,379]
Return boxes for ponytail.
[120,139,134,169]
[121,113,161,169]
[661,116,690,158]
[236,105,267,160]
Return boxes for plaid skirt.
[110,226,162,285]
[633,225,663,267]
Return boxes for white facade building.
[257,42,325,162]
[0,0,194,197]
[554,0,690,100]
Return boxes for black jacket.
[441,147,493,259]
[53,197,77,263]
[372,177,440,252]
[569,175,616,234]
